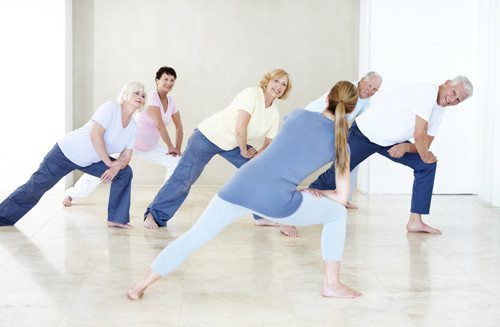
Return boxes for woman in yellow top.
[143,68,292,229]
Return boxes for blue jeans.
[145,129,252,227]
[309,123,437,214]
[0,144,133,226]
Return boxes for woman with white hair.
[62,66,184,207]
[0,81,146,229]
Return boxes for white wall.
[74,0,360,185]
[358,0,478,195]
[475,0,500,206]
[0,1,69,191]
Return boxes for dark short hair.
[155,66,177,80]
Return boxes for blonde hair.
[116,81,146,109]
[326,81,358,176]
[259,68,292,100]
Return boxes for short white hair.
[116,80,146,106]
[362,71,382,84]
[451,75,473,99]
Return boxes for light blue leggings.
[152,192,347,276]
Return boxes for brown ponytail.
[326,81,358,176]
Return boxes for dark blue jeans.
[309,123,437,214]
[145,129,252,227]
[0,144,133,226]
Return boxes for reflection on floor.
[0,186,499,326]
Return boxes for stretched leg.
[144,129,221,228]
[134,145,181,183]
[79,161,134,228]
[378,148,440,234]
[62,174,101,206]
[128,196,249,299]
[0,144,77,226]
[261,193,361,298]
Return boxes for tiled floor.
[0,186,499,326]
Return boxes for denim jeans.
[309,123,437,214]
[145,129,252,227]
[0,144,133,226]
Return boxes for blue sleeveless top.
[218,110,336,217]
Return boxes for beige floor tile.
[0,187,499,326]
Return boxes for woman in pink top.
[62,67,184,206]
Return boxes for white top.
[197,87,280,150]
[58,101,137,167]
[356,84,445,146]
[304,81,371,123]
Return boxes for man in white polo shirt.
[309,76,473,234]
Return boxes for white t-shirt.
[356,84,445,146]
[58,101,137,167]
[304,81,370,123]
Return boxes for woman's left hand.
[101,165,121,183]
[301,188,324,198]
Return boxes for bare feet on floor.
[254,219,278,227]
[407,221,442,234]
[345,201,359,209]
[143,214,159,229]
[406,213,442,234]
[62,196,73,207]
[127,286,147,300]
[279,225,300,237]
[322,282,362,298]
[107,221,133,229]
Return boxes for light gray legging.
[152,192,347,276]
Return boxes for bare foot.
[254,219,278,227]
[143,214,159,229]
[345,201,359,209]
[279,225,300,237]
[62,196,73,207]
[107,221,133,229]
[127,286,146,300]
[322,282,362,298]
[406,213,441,234]
[407,221,442,234]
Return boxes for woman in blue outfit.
[0,81,146,229]
[128,81,362,299]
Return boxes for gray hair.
[362,71,382,84]
[116,80,146,107]
[451,75,473,99]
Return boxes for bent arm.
[321,159,350,205]
[148,106,175,148]
[171,111,184,150]
[235,110,256,158]
[413,115,437,163]
[90,121,118,168]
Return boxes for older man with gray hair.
[306,76,474,236]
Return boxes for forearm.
[175,127,183,149]
[236,128,249,154]
[321,190,348,206]
[90,135,113,166]
[414,136,432,160]
[158,126,174,148]
[115,152,132,167]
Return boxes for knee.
[417,161,437,173]
[121,165,133,179]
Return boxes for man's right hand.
[422,151,437,164]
